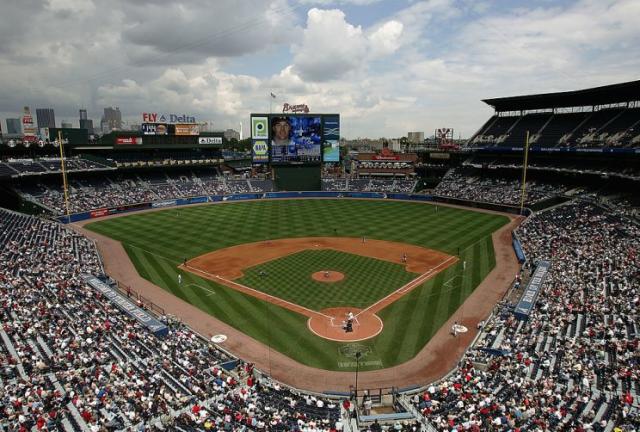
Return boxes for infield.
[84,199,509,371]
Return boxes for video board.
[250,113,340,164]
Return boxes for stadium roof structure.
[483,80,640,112]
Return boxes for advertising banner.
[142,123,168,135]
[323,115,340,162]
[151,200,177,208]
[252,140,269,163]
[83,275,168,337]
[90,208,109,218]
[251,116,268,139]
[513,261,551,320]
[198,137,222,145]
[115,137,143,145]
[175,123,199,136]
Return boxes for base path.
[185,236,452,279]
[73,201,523,393]
[184,237,456,342]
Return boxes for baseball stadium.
[1,79,638,431]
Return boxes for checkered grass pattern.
[239,249,416,311]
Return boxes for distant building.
[6,118,21,135]
[101,107,122,132]
[78,109,92,133]
[36,108,56,129]
[407,132,424,144]
[61,122,73,128]
[223,128,240,141]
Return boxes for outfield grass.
[86,199,509,371]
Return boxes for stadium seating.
[0,208,342,431]
[432,168,566,206]
[15,171,276,215]
[409,198,639,431]
[470,108,640,149]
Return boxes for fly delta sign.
[142,112,196,124]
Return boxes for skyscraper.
[36,108,56,129]
[79,109,93,133]
[101,107,122,132]
[6,118,21,135]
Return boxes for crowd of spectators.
[0,208,341,431]
[410,199,639,431]
[17,174,275,215]
[321,178,417,193]
[433,169,566,206]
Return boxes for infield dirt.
[74,202,522,392]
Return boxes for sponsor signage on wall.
[141,123,168,135]
[198,137,222,145]
[251,116,268,139]
[252,140,269,163]
[115,136,143,145]
[175,123,199,136]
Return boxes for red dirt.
[311,271,345,282]
[308,307,383,342]
[185,237,453,279]
[73,199,523,393]
[183,237,455,342]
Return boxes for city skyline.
[0,0,638,139]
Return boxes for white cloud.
[291,8,404,81]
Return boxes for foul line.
[188,283,216,296]
[185,265,333,320]
[357,255,458,317]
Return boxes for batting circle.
[307,307,383,342]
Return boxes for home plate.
[211,334,227,343]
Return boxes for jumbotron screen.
[250,113,340,164]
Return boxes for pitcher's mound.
[312,271,345,283]
[308,307,383,342]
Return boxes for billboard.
[252,140,269,163]
[22,107,37,142]
[175,123,199,136]
[116,136,143,145]
[198,137,222,145]
[250,113,340,164]
[142,123,168,135]
[251,116,268,139]
[323,115,340,162]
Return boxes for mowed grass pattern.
[87,199,509,371]
[239,249,417,311]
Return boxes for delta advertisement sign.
[142,112,196,124]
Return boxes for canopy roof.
[483,80,640,112]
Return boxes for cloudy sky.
[0,0,638,138]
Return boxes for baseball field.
[85,199,509,372]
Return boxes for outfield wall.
[57,191,529,223]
